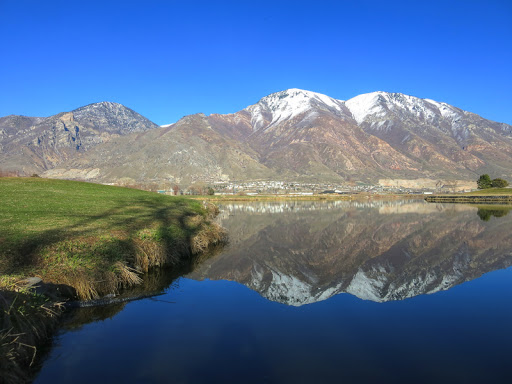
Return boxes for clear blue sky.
[1,0,511,125]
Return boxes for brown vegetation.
[0,290,63,384]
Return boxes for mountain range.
[1,89,511,186]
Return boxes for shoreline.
[425,195,512,203]
[190,193,427,202]
[0,178,227,384]
[0,212,226,384]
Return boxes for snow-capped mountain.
[246,88,348,131]
[208,89,512,183]
[345,92,452,124]
[1,88,512,185]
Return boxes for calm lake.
[35,200,512,384]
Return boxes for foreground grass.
[1,177,226,383]
[1,290,63,383]
[0,177,225,299]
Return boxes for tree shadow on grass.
[0,196,223,298]
[0,188,226,384]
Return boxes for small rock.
[16,277,42,290]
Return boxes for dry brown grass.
[191,221,228,255]
[3,204,227,301]
[0,291,63,384]
[133,232,168,273]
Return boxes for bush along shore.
[0,178,227,383]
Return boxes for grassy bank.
[460,188,512,195]
[0,178,226,298]
[1,289,63,383]
[0,177,226,382]
[425,188,512,203]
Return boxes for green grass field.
[0,177,224,299]
[462,188,512,195]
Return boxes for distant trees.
[188,183,207,195]
[477,174,492,189]
[492,178,509,188]
[477,174,509,189]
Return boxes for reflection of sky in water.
[35,201,512,384]
[36,269,512,384]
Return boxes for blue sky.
[1,0,511,125]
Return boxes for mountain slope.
[345,92,512,178]
[2,89,512,185]
[205,89,512,183]
[44,113,274,185]
[0,102,158,174]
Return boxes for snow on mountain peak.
[345,91,465,124]
[424,98,462,120]
[243,88,470,135]
[344,92,389,124]
[246,88,345,131]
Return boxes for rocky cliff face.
[71,102,159,134]
[0,102,158,174]
[0,115,44,158]
[2,90,512,184]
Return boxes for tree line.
[477,174,509,189]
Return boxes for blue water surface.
[35,268,512,384]
[34,201,512,384]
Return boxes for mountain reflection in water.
[34,200,512,384]
[188,200,512,305]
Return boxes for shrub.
[491,178,509,188]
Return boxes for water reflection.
[55,246,223,332]
[189,201,512,305]
[477,206,510,221]
[34,200,512,384]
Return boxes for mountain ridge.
[0,102,159,175]
[1,89,511,187]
